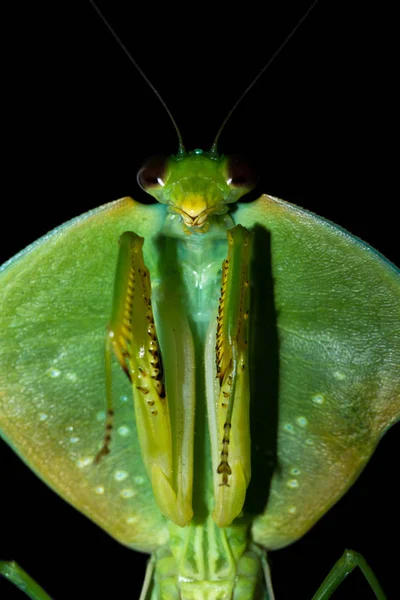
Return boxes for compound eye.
[137,155,168,190]
[226,155,258,189]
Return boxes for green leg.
[139,555,156,600]
[96,231,194,527]
[0,561,52,600]
[311,549,387,600]
[212,225,253,527]
[260,552,276,600]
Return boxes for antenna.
[211,0,320,153]
[88,0,185,154]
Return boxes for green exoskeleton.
[1,2,399,599]
[1,146,399,599]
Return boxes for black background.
[1,1,398,599]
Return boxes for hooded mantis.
[1,2,399,598]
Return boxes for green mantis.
[0,1,400,600]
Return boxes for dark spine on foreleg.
[217,422,232,486]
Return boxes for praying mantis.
[1,1,399,598]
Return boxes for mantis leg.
[139,555,156,600]
[96,231,193,527]
[0,561,52,600]
[311,549,387,600]
[260,552,276,600]
[210,225,252,527]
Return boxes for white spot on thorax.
[134,476,145,485]
[70,436,80,444]
[120,488,136,498]
[118,425,130,437]
[38,413,48,421]
[287,479,299,488]
[312,393,325,405]
[334,371,346,380]
[297,417,308,427]
[76,457,93,468]
[47,368,61,378]
[95,486,105,495]
[114,470,128,481]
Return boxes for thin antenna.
[88,0,185,154]
[211,0,320,153]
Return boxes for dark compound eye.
[137,155,168,190]
[226,155,258,189]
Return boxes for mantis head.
[137,149,258,228]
